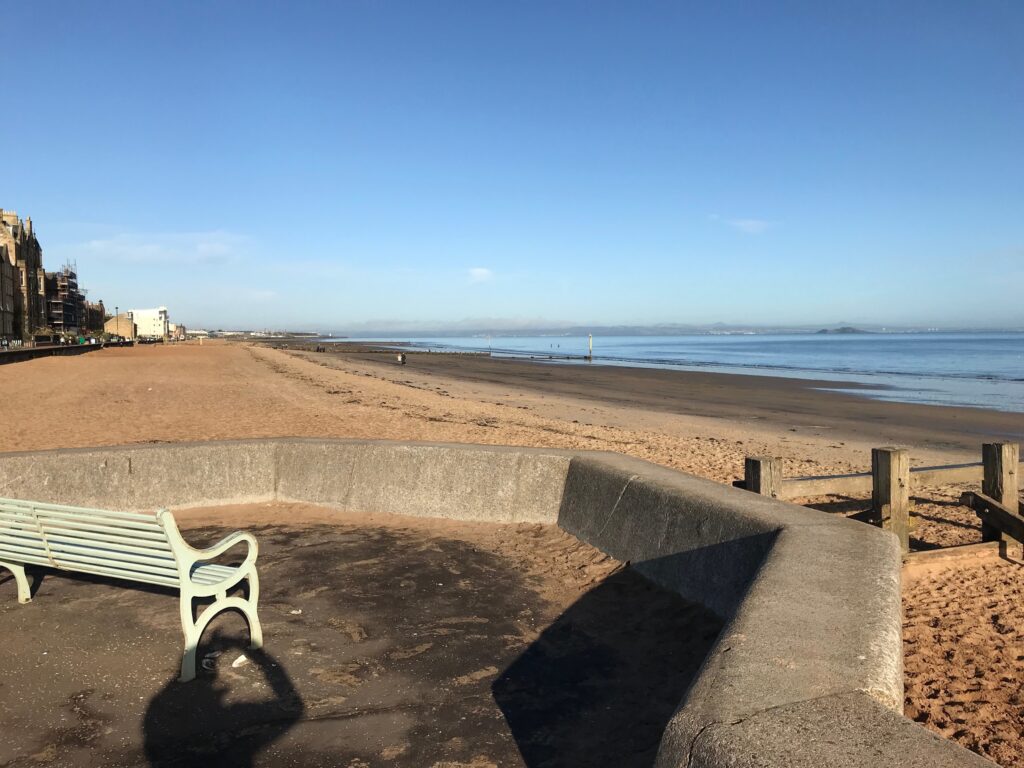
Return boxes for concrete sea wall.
[0,438,989,766]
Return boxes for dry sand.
[0,340,1021,764]
[905,549,1024,767]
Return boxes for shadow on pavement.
[143,631,303,768]
[493,566,722,768]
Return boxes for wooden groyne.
[737,443,1023,554]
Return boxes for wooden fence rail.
[737,460,1016,501]
[737,442,1022,554]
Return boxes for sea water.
[338,333,1024,413]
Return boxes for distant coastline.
[289,331,1024,414]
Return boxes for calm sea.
[339,333,1024,413]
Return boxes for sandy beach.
[0,340,1021,764]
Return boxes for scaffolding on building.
[46,261,84,336]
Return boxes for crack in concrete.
[594,474,640,540]
[684,689,872,766]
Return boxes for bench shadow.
[15,559,249,602]
[492,565,723,768]
[20,566,179,599]
[143,631,303,768]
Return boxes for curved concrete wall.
[0,439,988,767]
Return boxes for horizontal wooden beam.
[960,491,1024,544]
[778,461,1023,500]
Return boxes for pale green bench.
[0,498,263,682]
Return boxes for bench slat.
[0,507,36,519]
[49,547,180,576]
[49,549,180,579]
[0,535,48,552]
[0,547,51,567]
[42,528,173,553]
[48,542,176,570]
[47,560,180,589]
[0,498,160,523]
[0,522,44,539]
[0,524,40,537]
[0,538,47,556]
[33,518,167,540]
[0,545,183,586]
[34,510,163,533]
[0,513,42,530]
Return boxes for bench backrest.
[0,498,180,588]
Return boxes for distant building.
[84,300,105,333]
[0,210,46,339]
[168,322,186,341]
[0,244,15,339]
[1,210,102,341]
[44,263,88,336]
[104,312,136,340]
[129,307,170,340]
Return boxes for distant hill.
[815,326,870,335]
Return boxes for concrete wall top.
[0,438,990,767]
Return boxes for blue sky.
[4,1,1022,331]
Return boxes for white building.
[129,307,169,339]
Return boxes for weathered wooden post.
[982,442,1020,545]
[744,457,781,498]
[872,447,910,553]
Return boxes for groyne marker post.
[872,448,910,553]
[982,443,1020,547]
[744,457,781,498]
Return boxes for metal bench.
[0,498,263,682]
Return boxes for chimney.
[25,217,32,236]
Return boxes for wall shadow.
[143,631,303,768]
[492,556,725,768]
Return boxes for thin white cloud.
[77,230,251,265]
[468,267,494,283]
[710,214,775,235]
[245,288,277,302]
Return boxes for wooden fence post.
[744,457,781,498]
[982,443,1020,545]
[872,447,910,553]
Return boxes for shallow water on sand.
[337,332,1024,413]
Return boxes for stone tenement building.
[0,210,46,339]
[0,245,15,338]
[1,209,104,340]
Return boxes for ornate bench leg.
[176,569,263,682]
[245,569,263,650]
[0,561,31,604]
[179,592,200,683]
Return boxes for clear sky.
[4,1,1022,331]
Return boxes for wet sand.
[307,344,1024,453]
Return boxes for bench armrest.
[193,530,258,563]
[156,510,259,583]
